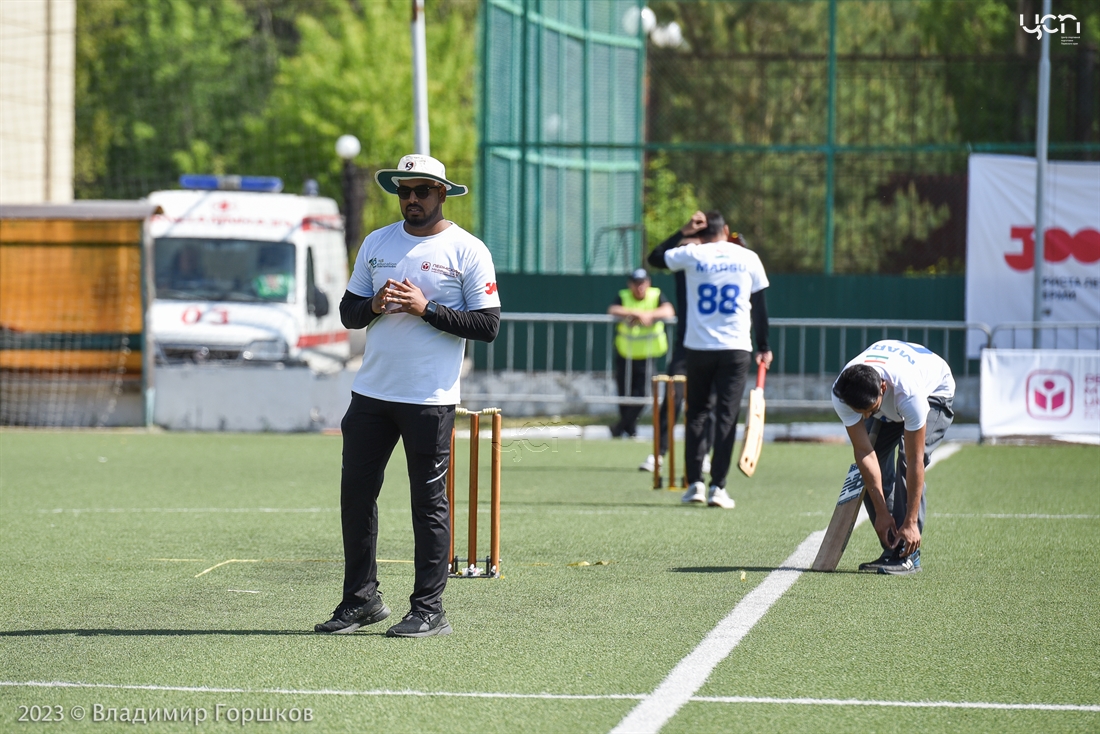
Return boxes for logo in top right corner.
[1026,370,1074,419]
[1020,13,1081,44]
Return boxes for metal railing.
[464,313,996,408]
[989,322,1100,351]
[769,319,991,379]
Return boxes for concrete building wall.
[0,0,75,203]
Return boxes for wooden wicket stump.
[651,375,687,491]
[447,407,502,578]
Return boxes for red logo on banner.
[1005,227,1100,271]
[1026,370,1074,419]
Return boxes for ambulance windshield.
[155,237,296,304]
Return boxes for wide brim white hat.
[374,154,468,197]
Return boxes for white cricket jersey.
[347,221,500,404]
[663,241,769,351]
[832,340,955,431]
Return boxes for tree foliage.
[75,0,278,197]
[74,1,1098,274]
[643,153,700,247]
[248,0,478,236]
[75,0,478,243]
[643,0,1098,274]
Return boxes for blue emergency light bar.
[179,175,284,193]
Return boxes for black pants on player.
[339,393,454,614]
[861,396,954,552]
[612,354,652,437]
[657,352,715,457]
[684,348,752,489]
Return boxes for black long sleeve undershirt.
[427,303,500,342]
[340,289,379,329]
[646,231,684,270]
[750,288,770,353]
[339,290,500,343]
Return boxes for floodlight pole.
[823,0,837,275]
[1032,0,1051,346]
[411,0,430,155]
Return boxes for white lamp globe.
[335,135,361,160]
[623,6,656,36]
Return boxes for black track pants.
[684,349,752,488]
[861,397,954,552]
[339,393,454,614]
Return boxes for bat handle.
[755,360,767,389]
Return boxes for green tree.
[75,0,279,197]
[75,0,479,249]
[248,0,479,241]
[643,0,1043,274]
[643,153,700,248]
[918,0,1100,145]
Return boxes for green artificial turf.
[1,431,1097,733]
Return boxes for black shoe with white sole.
[314,593,391,634]
[385,610,453,638]
[878,549,921,575]
[858,549,899,572]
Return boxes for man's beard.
[403,201,440,227]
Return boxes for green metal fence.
[478,0,646,275]
[479,0,1099,276]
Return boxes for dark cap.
[629,268,650,282]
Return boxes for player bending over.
[831,340,955,575]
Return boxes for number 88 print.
[697,283,740,314]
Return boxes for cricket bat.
[811,464,866,572]
[737,362,768,477]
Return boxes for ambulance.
[147,175,351,372]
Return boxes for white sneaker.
[702,453,712,475]
[707,486,735,509]
[681,481,707,504]
[638,454,663,473]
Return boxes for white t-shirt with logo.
[831,340,955,431]
[663,241,770,351]
[347,221,500,404]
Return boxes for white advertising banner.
[980,349,1100,438]
[965,154,1100,356]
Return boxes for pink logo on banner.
[1026,370,1074,419]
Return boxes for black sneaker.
[314,593,391,634]
[385,610,453,638]
[858,549,899,572]
[878,549,921,576]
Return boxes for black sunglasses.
[396,184,443,200]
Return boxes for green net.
[479,0,647,275]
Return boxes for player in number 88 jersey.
[659,211,772,509]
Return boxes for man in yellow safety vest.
[608,268,675,438]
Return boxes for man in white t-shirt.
[314,155,500,638]
[832,340,956,575]
[659,211,772,510]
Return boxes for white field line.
[610,441,964,734]
[35,508,336,514]
[933,513,1099,520]
[927,441,963,471]
[27,444,967,518]
[806,513,1100,520]
[610,533,823,734]
[692,695,1100,713]
[0,682,1095,713]
[194,560,259,578]
[0,681,641,701]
